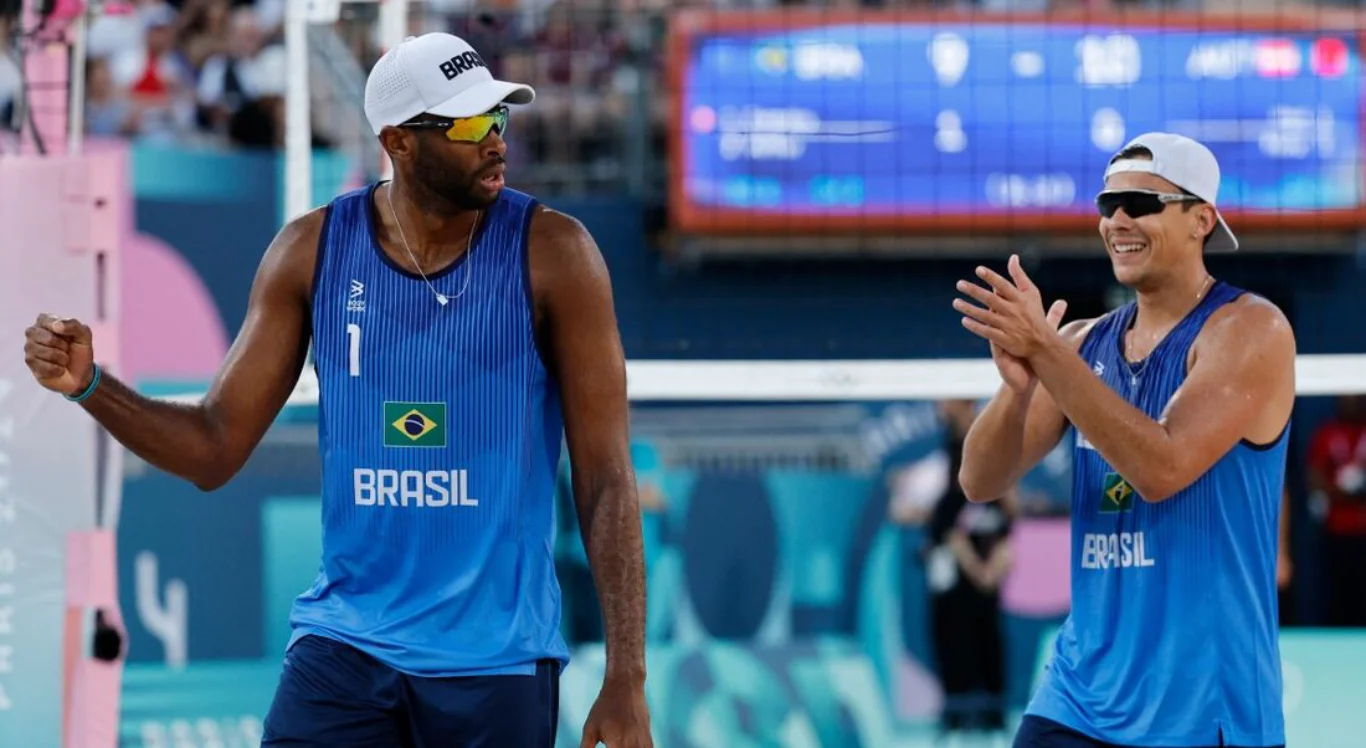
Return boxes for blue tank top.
[287,183,570,676]
[1028,281,1287,747]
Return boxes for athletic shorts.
[261,634,560,747]
[1013,716,1285,748]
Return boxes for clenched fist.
[24,313,96,397]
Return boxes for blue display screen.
[676,21,1363,228]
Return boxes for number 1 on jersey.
[347,323,361,377]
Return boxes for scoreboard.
[670,12,1365,236]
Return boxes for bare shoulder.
[526,206,610,299]
[1187,292,1296,443]
[277,205,329,248]
[1187,293,1296,405]
[256,206,329,298]
[528,206,600,262]
[1198,293,1296,358]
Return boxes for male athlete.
[23,32,653,748]
[953,132,1294,748]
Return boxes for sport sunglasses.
[398,105,509,143]
[1095,189,1203,219]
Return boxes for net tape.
[164,354,1366,405]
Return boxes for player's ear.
[1200,204,1218,240]
[1189,203,1214,241]
[378,126,414,163]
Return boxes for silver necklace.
[1127,274,1215,387]
[386,183,477,307]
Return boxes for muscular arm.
[1027,297,1296,503]
[67,212,320,490]
[531,208,647,687]
[959,319,1094,502]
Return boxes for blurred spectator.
[0,15,17,132]
[84,57,141,136]
[924,399,1011,734]
[177,0,233,73]
[106,3,195,140]
[227,42,286,148]
[195,6,269,135]
[516,0,623,178]
[87,0,160,60]
[68,0,652,175]
[252,0,284,31]
[886,446,949,527]
[1307,395,1366,627]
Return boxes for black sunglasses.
[1095,189,1202,219]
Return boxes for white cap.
[1104,132,1238,253]
[363,33,534,136]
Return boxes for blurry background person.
[924,399,1012,735]
[1307,395,1366,626]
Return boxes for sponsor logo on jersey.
[1100,472,1135,512]
[348,279,365,312]
[384,401,446,448]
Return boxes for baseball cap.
[364,33,535,136]
[1103,132,1238,253]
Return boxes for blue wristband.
[65,363,102,403]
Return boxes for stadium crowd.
[4,0,1311,154]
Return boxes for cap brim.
[1206,212,1238,252]
[427,79,535,119]
[1108,157,1238,252]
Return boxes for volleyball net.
[139,356,1366,746]
[170,354,1366,407]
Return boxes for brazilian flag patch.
[1100,472,1135,513]
[384,402,446,448]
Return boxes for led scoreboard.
[669,12,1366,236]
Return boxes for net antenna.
[286,0,408,222]
[8,0,93,157]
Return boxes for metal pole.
[284,0,312,221]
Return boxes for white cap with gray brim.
[1104,132,1239,253]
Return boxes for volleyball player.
[24,32,652,747]
[954,133,1293,748]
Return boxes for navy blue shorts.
[261,635,560,747]
[1013,715,1284,748]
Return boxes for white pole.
[66,8,88,156]
[284,0,312,221]
[376,0,409,180]
[378,0,409,50]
